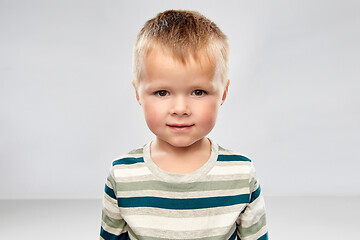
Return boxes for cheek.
[196,102,219,128]
[142,104,164,129]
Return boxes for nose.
[170,96,191,116]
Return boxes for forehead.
[140,46,219,87]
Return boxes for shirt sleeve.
[100,169,129,240]
[236,162,268,240]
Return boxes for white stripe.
[208,165,251,175]
[102,195,122,219]
[218,151,239,155]
[124,212,239,231]
[205,174,250,181]
[216,161,251,167]
[114,174,158,183]
[115,153,143,159]
[120,204,247,218]
[239,194,266,228]
[113,166,152,178]
[133,225,236,239]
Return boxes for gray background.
[1,0,359,200]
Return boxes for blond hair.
[133,10,229,88]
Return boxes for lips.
[167,124,194,127]
[166,123,194,132]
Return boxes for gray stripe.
[102,214,126,229]
[128,147,143,155]
[238,214,266,238]
[114,179,250,192]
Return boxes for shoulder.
[111,146,145,167]
[108,145,149,181]
[217,144,253,163]
[210,143,256,185]
[215,144,256,177]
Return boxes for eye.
[154,90,169,97]
[192,90,207,96]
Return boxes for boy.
[100,10,268,240]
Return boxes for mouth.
[166,124,195,132]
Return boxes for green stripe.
[259,232,268,240]
[100,227,128,240]
[238,214,266,237]
[117,194,250,209]
[105,184,116,199]
[115,179,249,192]
[250,185,261,203]
[102,213,126,229]
[113,157,144,166]
[218,154,251,162]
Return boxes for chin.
[166,137,204,148]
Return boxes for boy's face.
[133,48,229,149]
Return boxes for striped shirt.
[100,139,268,240]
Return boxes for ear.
[132,80,141,105]
[221,80,230,105]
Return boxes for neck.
[152,137,210,157]
[150,137,212,174]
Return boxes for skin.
[132,48,230,174]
